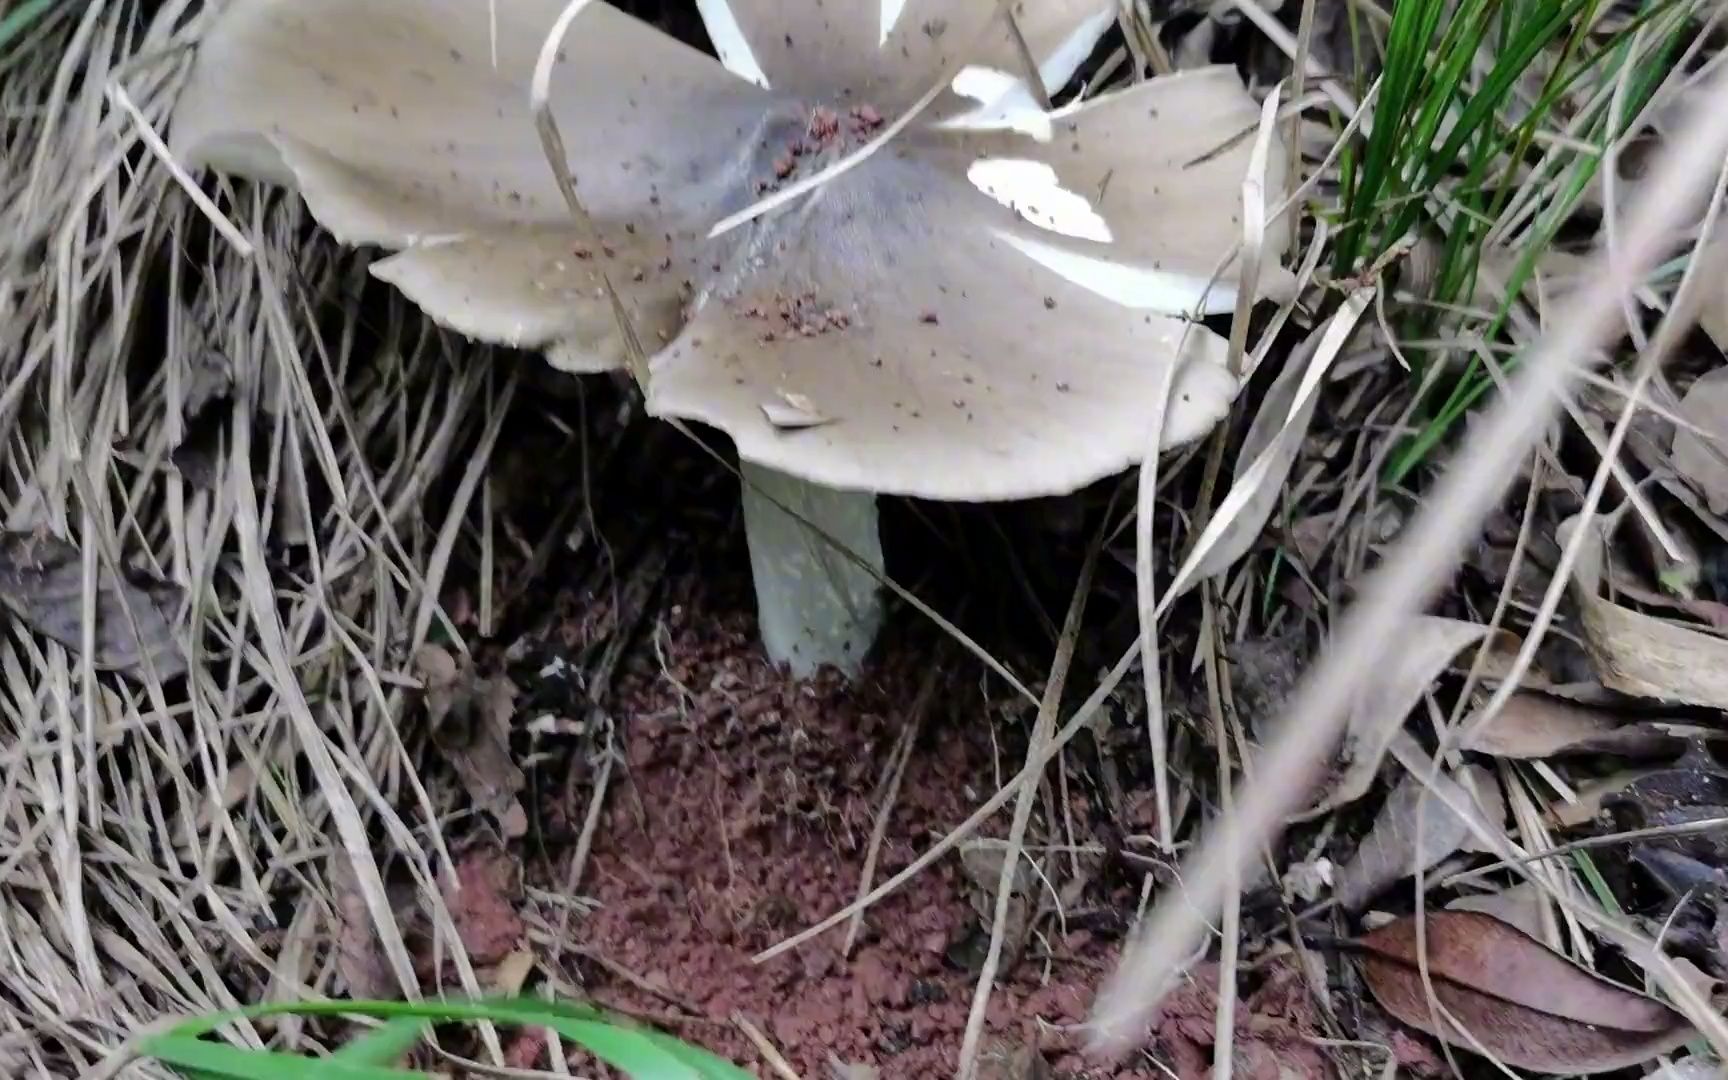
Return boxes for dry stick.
[956,541,1098,1080]
[104,80,250,257]
[996,0,1053,111]
[1199,584,1239,1080]
[733,1012,803,1080]
[565,729,613,894]
[1136,357,1182,853]
[842,666,937,956]
[1087,65,1728,1057]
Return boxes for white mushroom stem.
[738,460,884,678]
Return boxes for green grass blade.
[329,1018,427,1065]
[0,0,59,52]
[140,997,751,1080]
[467,998,750,1079]
[141,1036,425,1080]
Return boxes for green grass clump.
[1326,0,1692,481]
[135,997,751,1080]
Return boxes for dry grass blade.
[1161,287,1371,607]
[957,541,1096,1079]
[1088,64,1728,1058]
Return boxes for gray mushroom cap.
[173,0,1291,500]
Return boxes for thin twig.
[842,666,936,956]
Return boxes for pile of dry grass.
[0,3,519,1071]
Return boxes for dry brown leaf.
[1447,882,1551,942]
[1672,367,1728,514]
[1335,764,1505,911]
[329,848,396,999]
[958,840,1042,971]
[1459,691,1678,759]
[1462,629,1622,707]
[1304,616,1498,815]
[1563,514,1728,709]
[1546,767,1666,829]
[416,645,528,837]
[0,531,187,680]
[1358,910,1695,1074]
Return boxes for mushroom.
[172,0,1290,677]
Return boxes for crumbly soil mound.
[558,608,1112,1075]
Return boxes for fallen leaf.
[329,849,397,999]
[1546,767,1666,829]
[1303,615,1498,815]
[1227,623,1311,736]
[1564,514,1728,709]
[1644,1057,1724,1080]
[1672,367,1728,515]
[416,645,528,838]
[1335,764,1506,910]
[1447,882,1551,942]
[0,531,187,680]
[1163,291,1370,601]
[957,840,1043,972]
[1603,740,1728,866]
[1358,910,1695,1074]
[1459,691,1679,759]
[1463,628,1622,706]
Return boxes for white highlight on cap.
[936,65,1053,140]
[695,0,770,88]
[996,229,1239,315]
[879,0,909,45]
[968,159,1112,243]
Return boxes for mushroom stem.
[738,460,884,678]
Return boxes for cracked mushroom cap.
[173,0,1290,499]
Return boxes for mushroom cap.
[648,68,1273,501]
[172,0,1289,502]
[173,0,770,237]
[692,0,1117,113]
[171,0,760,363]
